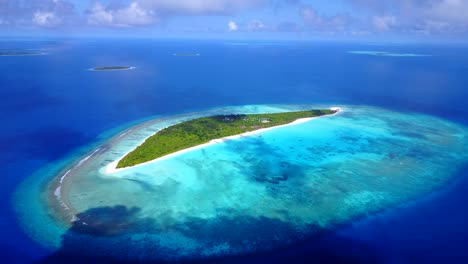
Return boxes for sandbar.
[89,66,135,71]
[173,53,201,57]
[348,51,430,57]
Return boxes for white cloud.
[301,7,351,30]
[137,0,266,15]
[87,2,154,27]
[1,0,467,38]
[114,2,154,26]
[87,0,263,27]
[349,0,468,34]
[0,0,75,27]
[248,20,266,31]
[33,11,60,27]
[372,15,397,31]
[228,21,238,31]
[88,3,113,26]
[301,8,322,26]
[0,0,265,29]
[423,0,468,31]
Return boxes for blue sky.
[1,0,468,42]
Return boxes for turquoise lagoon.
[14,104,468,261]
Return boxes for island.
[173,53,201,56]
[348,51,430,57]
[0,51,45,56]
[90,66,134,71]
[117,109,337,168]
[15,104,468,262]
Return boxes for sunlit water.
[14,104,468,261]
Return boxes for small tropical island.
[90,66,134,71]
[15,104,468,262]
[116,109,337,168]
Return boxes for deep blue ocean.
[1,39,468,263]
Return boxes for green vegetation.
[91,66,132,71]
[117,109,337,168]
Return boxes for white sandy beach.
[104,107,342,174]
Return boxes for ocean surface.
[1,39,468,263]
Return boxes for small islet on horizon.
[348,50,431,57]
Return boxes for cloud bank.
[0,0,467,39]
[87,0,266,27]
[350,0,468,34]
[0,0,76,27]
[87,2,154,27]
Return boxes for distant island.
[173,53,201,56]
[0,51,45,56]
[90,66,134,71]
[116,109,338,169]
[348,51,430,57]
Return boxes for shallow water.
[14,104,468,261]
